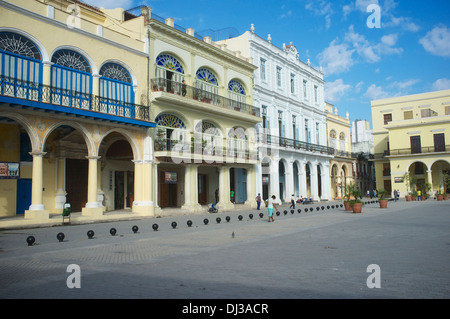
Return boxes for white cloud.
[318,40,355,75]
[364,84,390,100]
[325,79,352,102]
[388,79,419,91]
[305,0,333,29]
[319,25,402,71]
[419,25,450,58]
[432,78,450,91]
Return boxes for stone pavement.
[0,199,449,302]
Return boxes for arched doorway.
[305,163,311,198]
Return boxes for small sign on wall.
[0,162,20,179]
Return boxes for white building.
[351,119,374,154]
[217,26,333,203]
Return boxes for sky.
[88,0,450,127]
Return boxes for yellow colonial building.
[0,0,260,227]
[147,11,260,213]
[325,102,356,199]
[0,0,158,226]
[371,89,450,197]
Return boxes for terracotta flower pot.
[344,201,352,211]
[352,203,363,213]
[444,195,449,200]
[437,194,443,201]
[405,195,412,201]
[379,199,388,208]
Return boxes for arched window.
[50,49,92,109]
[195,68,219,97]
[228,126,248,159]
[155,54,184,93]
[0,31,42,99]
[154,113,187,152]
[99,62,134,117]
[228,79,246,110]
[194,120,222,156]
[339,132,346,153]
[155,113,186,129]
[196,68,218,85]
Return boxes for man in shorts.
[265,195,278,222]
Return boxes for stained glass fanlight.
[196,68,218,86]
[195,120,220,136]
[51,49,91,73]
[156,54,184,74]
[228,127,247,139]
[0,32,41,60]
[228,80,245,95]
[100,63,132,83]
[155,113,186,129]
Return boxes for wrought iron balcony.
[259,134,335,155]
[374,145,450,159]
[0,75,151,125]
[154,132,257,162]
[151,78,260,117]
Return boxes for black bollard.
[26,236,35,246]
[171,221,177,229]
[216,217,221,224]
[187,220,193,227]
[87,230,94,239]
[57,232,65,242]
[132,225,139,233]
[203,218,209,225]
[249,214,253,219]
[152,224,159,231]
[226,216,231,222]
[110,228,117,236]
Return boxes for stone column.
[82,156,103,217]
[181,164,202,212]
[24,152,49,222]
[217,165,234,210]
[132,160,155,216]
[244,165,257,209]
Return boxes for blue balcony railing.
[0,75,150,123]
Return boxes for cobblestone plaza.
[1,198,449,303]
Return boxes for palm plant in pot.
[343,183,355,211]
[351,188,363,213]
[378,188,389,208]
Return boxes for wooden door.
[198,174,207,205]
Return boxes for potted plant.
[343,183,355,211]
[351,188,363,213]
[378,188,389,208]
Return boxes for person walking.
[256,193,262,210]
[417,189,422,201]
[289,194,295,210]
[394,189,398,202]
[265,195,277,223]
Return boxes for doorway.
[16,179,32,214]
[198,174,207,205]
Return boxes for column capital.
[29,152,47,157]
[86,156,101,160]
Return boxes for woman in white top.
[265,195,277,222]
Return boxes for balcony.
[151,78,260,117]
[0,75,152,127]
[260,134,334,155]
[154,132,257,163]
[374,145,450,159]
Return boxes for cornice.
[149,20,257,73]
